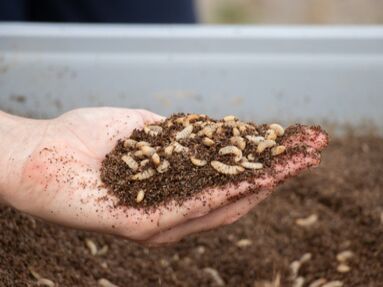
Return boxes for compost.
[1,135,382,286]
[101,113,326,208]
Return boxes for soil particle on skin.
[1,135,382,286]
[101,114,326,209]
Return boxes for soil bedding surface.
[1,135,382,286]
[101,113,324,208]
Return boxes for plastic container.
[0,23,382,131]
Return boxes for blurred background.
[0,0,383,130]
[1,0,383,24]
[197,0,383,24]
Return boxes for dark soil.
[101,114,324,208]
[1,135,382,286]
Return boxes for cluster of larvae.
[121,114,286,203]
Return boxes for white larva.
[136,189,145,203]
[166,120,173,128]
[193,121,204,126]
[131,168,155,180]
[37,278,55,287]
[121,154,139,171]
[133,150,145,159]
[271,145,286,156]
[219,145,243,162]
[336,250,354,262]
[223,115,236,122]
[123,139,137,148]
[98,278,119,287]
[265,129,277,141]
[246,135,265,145]
[224,121,240,128]
[211,161,244,175]
[164,144,174,156]
[241,161,263,170]
[176,125,193,140]
[97,245,109,256]
[270,123,285,136]
[204,268,225,287]
[236,239,252,247]
[85,238,98,255]
[290,260,301,279]
[186,114,201,121]
[232,127,240,136]
[202,137,215,147]
[247,154,255,161]
[198,125,216,138]
[175,117,185,124]
[230,136,246,150]
[29,268,41,280]
[156,159,170,173]
[337,264,351,273]
[136,141,151,148]
[140,146,156,157]
[190,156,207,167]
[322,281,343,287]
[151,153,161,166]
[216,126,224,135]
[292,277,305,287]
[173,142,189,153]
[296,214,318,227]
[140,159,149,167]
[183,114,206,126]
[300,253,312,264]
[308,278,327,287]
[238,124,247,133]
[144,125,163,136]
[256,140,276,154]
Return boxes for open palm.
[8,108,327,246]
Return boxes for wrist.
[0,111,48,206]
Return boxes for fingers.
[144,145,321,245]
[271,146,321,183]
[112,176,274,241]
[116,131,324,241]
[145,190,270,246]
[134,109,166,124]
[156,175,273,227]
[138,144,321,244]
[282,125,329,151]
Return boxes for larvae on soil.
[219,145,242,162]
[269,123,285,136]
[257,140,276,154]
[156,160,170,173]
[121,154,139,171]
[144,125,163,136]
[241,161,263,170]
[136,189,145,203]
[131,168,156,180]
[230,136,246,150]
[211,161,244,175]
[190,156,207,167]
[176,125,193,140]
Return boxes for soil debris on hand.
[101,113,328,208]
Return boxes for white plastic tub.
[0,23,382,131]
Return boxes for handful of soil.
[101,113,324,208]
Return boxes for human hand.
[0,108,327,246]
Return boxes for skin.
[0,108,328,246]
